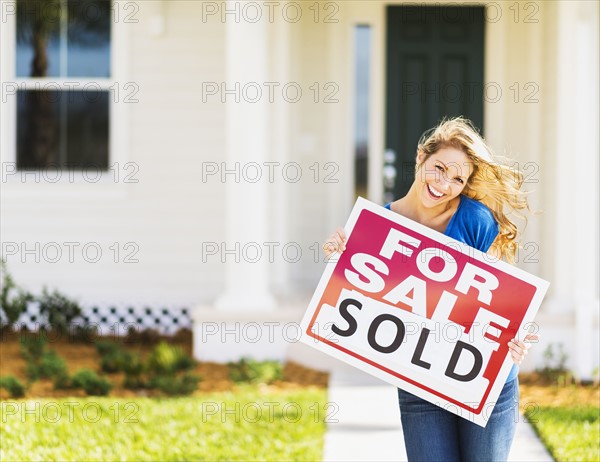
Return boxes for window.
[15,0,111,170]
[354,25,371,201]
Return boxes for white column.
[214,2,275,311]
[551,1,577,314]
[548,1,599,380]
[573,0,599,381]
[271,17,291,292]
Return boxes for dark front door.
[385,5,485,198]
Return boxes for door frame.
[343,1,506,209]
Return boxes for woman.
[322,117,538,462]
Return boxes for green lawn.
[0,385,327,461]
[525,405,600,462]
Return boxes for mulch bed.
[0,328,329,399]
[518,372,599,411]
[2,328,597,408]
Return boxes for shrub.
[71,369,112,396]
[38,350,68,380]
[538,343,571,384]
[123,374,147,390]
[37,287,82,332]
[228,358,283,384]
[20,337,68,382]
[95,341,140,374]
[122,352,146,389]
[95,341,122,357]
[52,371,71,390]
[148,373,200,396]
[0,259,35,328]
[0,376,26,398]
[20,336,46,363]
[147,342,194,375]
[102,351,132,373]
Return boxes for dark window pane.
[65,90,109,168]
[15,0,111,78]
[17,90,109,169]
[67,0,111,77]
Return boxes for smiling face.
[415,146,473,208]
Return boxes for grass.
[0,385,327,461]
[525,405,600,462]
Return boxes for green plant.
[592,366,600,386]
[71,369,112,396]
[147,342,194,375]
[38,350,68,380]
[20,337,68,382]
[122,351,146,389]
[538,343,571,384]
[228,358,283,384]
[0,259,35,328]
[95,340,122,357]
[0,376,26,398]
[52,371,71,390]
[123,374,147,390]
[148,373,200,396]
[37,287,82,332]
[95,342,136,374]
[20,336,47,363]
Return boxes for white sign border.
[300,196,550,427]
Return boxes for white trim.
[1,0,17,174]
[0,0,132,195]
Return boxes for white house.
[1,0,598,380]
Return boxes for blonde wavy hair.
[417,117,530,264]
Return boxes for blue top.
[384,195,518,382]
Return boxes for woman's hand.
[508,333,540,365]
[322,227,347,259]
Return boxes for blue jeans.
[397,378,520,462]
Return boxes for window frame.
[1,0,131,191]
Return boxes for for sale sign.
[300,197,549,427]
